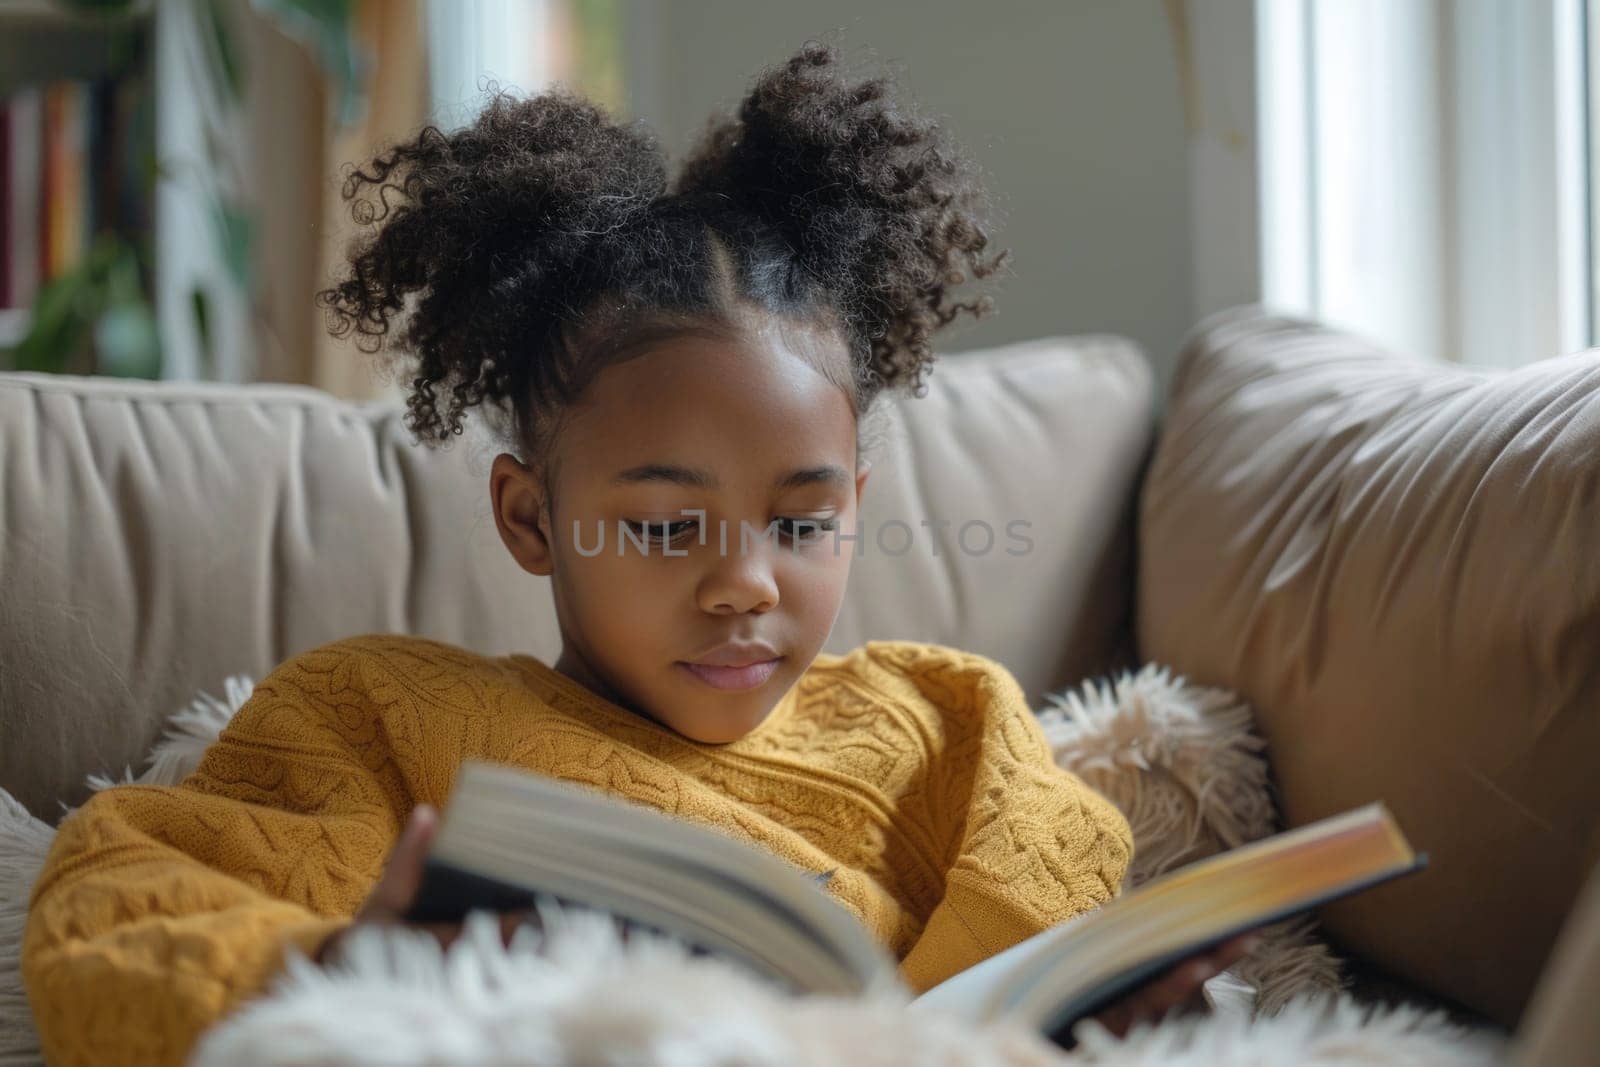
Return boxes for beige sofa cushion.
[0,333,1153,820]
[1515,860,1600,1065]
[1138,305,1600,1026]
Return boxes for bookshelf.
[1,0,157,373]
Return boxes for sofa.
[1,304,1594,1060]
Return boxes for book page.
[909,802,1420,1033]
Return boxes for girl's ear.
[855,460,872,502]
[490,453,555,577]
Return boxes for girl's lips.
[677,657,783,691]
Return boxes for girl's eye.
[777,516,839,543]
[622,516,839,548]
[624,519,698,545]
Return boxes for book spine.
[42,83,60,285]
[90,77,115,244]
[63,81,88,273]
[116,70,151,241]
[8,88,42,309]
[1,98,11,309]
[40,80,91,283]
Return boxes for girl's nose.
[695,544,780,615]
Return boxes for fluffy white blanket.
[1,667,1506,1065]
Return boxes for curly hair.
[315,40,1010,471]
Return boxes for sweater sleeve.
[21,655,401,1067]
[893,648,1135,994]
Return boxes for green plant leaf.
[15,234,163,377]
[106,242,145,305]
[249,0,364,126]
[190,285,215,379]
[15,266,96,373]
[211,199,256,291]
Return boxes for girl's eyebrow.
[610,463,851,492]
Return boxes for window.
[425,0,554,127]
[1255,0,1592,366]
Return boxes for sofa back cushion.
[1138,305,1600,1025]
[0,334,1153,819]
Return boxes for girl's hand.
[1086,931,1262,1040]
[312,803,533,965]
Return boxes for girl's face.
[490,320,870,743]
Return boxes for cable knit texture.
[21,633,1133,1066]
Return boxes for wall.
[621,0,1195,390]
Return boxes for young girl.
[22,41,1253,1065]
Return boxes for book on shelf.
[404,759,1426,1046]
[43,79,88,283]
[3,70,150,316]
[3,86,43,312]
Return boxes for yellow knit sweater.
[22,633,1133,1066]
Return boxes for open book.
[404,760,1426,1042]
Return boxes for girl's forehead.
[555,329,859,486]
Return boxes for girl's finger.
[1094,1001,1134,1039]
[1205,932,1262,972]
[370,804,437,916]
[499,909,534,946]
[1145,957,1215,1014]
[1097,934,1263,1037]
[418,919,463,952]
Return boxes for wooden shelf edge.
[0,0,153,28]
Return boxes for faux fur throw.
[0,667,1504,1066]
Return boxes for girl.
[22,41,1254,1065]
